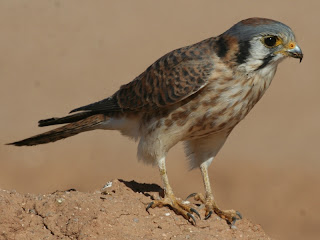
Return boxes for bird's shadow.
[118,179,164,198]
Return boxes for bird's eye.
[263,36,278,47]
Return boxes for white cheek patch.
[238,37,285,74]
[251,38,271,60]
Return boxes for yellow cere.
[287,41,296,49]
[273,39,296,56]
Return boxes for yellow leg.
[187,163,242,225]
[146,157,200,224]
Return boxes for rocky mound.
[0,179,271,240]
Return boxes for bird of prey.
[8,17,303,225]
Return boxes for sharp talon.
[187,212,196,225]
[230,212,242,226]
[146,201,154,213]
[231,217,237,227]
[190,208,201,219]
[185,193,197,200]
[236,211,243,219]
[204,210,213,220]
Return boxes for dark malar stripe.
[236,40,251,64]
[215,36,229,58]
[255,55,274,71]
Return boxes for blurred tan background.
[0,0,319,239]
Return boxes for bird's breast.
[185,68,275,139]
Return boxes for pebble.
[102,182,113,190]
[231,225,238,230]
[56,198,64,204]
[29,209,36,214]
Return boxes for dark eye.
[264,36,277,47]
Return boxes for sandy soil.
[0,179,271,240]
[1,1,319,240]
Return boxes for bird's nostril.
[289,42,295,49]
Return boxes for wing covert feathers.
[71,38,215,114]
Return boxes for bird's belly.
[185,105,244,139]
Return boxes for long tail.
[7,114,108,146]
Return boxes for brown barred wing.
[116,43,214,111]
[70,39,215,114]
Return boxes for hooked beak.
[286,44,303,63]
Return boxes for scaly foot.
[186,193,242,226]
[146,194,200,225]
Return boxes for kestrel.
[8,18,303,225]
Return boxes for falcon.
[8,18,303,225]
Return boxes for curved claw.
[190,208,201,219]
[231,217,237,227]
[185,193,197,201]
[146,201,154,213]
[204,210,213,220]
[187,212,196,225]
[230,211,243,227]
[236,211,243,219]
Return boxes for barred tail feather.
[7,114,107,146]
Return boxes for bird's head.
[219,17,303,73]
